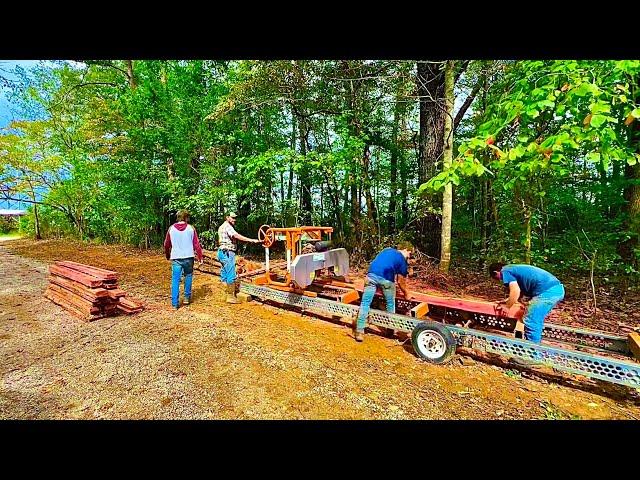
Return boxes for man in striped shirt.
[217,212,261,303]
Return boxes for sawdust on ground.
[1,238,639,420]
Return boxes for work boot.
[226,284,240,304]
[184,297,190,305]
[355,330,364,342]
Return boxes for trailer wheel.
[411,322,456,364]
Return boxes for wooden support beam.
[237,292,252,303]
[339,290,360,305]
[629,332,640,361]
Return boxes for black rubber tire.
[411,321,457,364]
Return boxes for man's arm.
[501,281,521,308]
[192,227,203,263]
[163,230,172,260]
[232,232,261,243]
[397,274,410,299]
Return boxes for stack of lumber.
[44,261,144,321]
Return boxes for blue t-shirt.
[368,248,408,282]
[501,264,561,297]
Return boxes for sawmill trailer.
[235,224,640,390]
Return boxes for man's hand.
[496,304,510,316]
[252,238,262,244]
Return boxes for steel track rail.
[241,283,640,388]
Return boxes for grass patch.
[0,231,24,241]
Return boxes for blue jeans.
[524,283,565,343]
[171,258,194,308]
[356,273,396,332]
[217,249,236,285]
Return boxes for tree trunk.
[618,161,640,266]
[388,98,400,233]
[33,201,41,240]
[283,114,296,225]
[439,61,455,273]
[524,204,532,264]
[298,119,312,225]
[126,60,137,89]
[617,84,640,268]
[479,178,489,268]
[363,146,378,226]
[416,61,446,258]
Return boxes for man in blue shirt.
[354,242,414,342]
[489,263,565,345]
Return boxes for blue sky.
[0,61,47,211]
[0,60,42,127]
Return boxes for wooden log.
[49,265,105,288]
[351,282,526,321]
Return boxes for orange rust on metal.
[410,302,429,319]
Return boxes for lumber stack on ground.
[44,261,144,321]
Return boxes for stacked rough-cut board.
[44,261,144,321]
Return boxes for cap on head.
[227,212,238,219]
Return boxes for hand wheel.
[258,224,275,247]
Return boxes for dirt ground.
[1,238,639,420]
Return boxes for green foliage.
[2,59,639,284]
[0,216,18,234]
